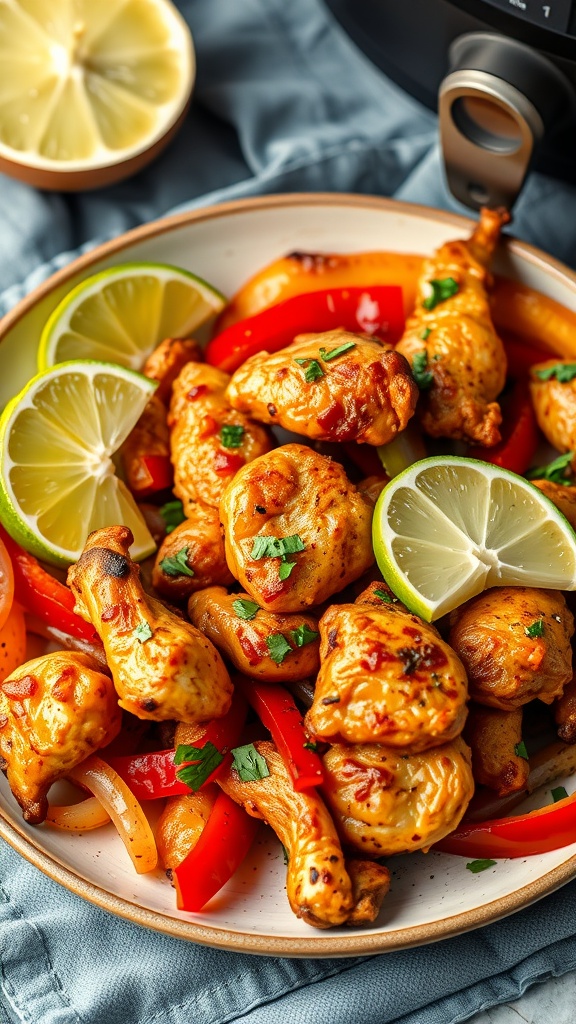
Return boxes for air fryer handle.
[438,33,576,211]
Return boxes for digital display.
[481,0,572,31]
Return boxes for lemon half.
[373,456,576,621]
[0,0,194,190]
[0,359,158,565]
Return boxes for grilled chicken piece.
[465,703,529,796]
[321,737,473,856]
[142,337,202,405]
[305,584,468,750]
[152,501,234,602]
[346,860,391,926]
[396,207,508,446]
[169,362,272,511]
[156,786,218,871]
[0,651,121,824]
[529,361,576,466]
[531,479,576,525]
[554,673,576,743]
[219,443,374,613]
[67,526,233,724]
[188,586,320,682]
[226,330,418,446]
[121,393,171,497]
[449,587,573,710]
[218,740,354,928]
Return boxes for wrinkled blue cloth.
[2,2,576,1023]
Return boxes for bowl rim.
[2,191,576,957]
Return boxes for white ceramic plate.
[1,193,576,958]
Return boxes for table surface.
[468,971,576,1024]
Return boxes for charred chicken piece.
[346,860,391,926]
[67,526,233,724]
[321,736,473,857]
[156,786,219,872]
[305,588,468,750]
[0,651,121,824]
[121,393,171,497]
[529,360,576,466]
[554,673,576,743]
[464,703,529,796]
[219,443,374,613]
[531,479,576,526]
[218,740,354,928]
[152,501,234,602]
[396,207,508,446]
[449,587,573,710]
[226,329,418,446]
[143,337,202,405]
[169,362,272,511]
[187,586,320,682]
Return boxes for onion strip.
[66,755,158,873]
[45,797,111,831]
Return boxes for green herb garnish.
[422,277,459,310]
[220,424,245,448]
[420,327,431,340]
[374,589,395,603]
[466,859,497,874]
[514,741,529,760]
[295,357,324,382]
[174,742,223,791]
[265,633,293,664]
[159,499,185,534]
[534,362,576,383]
[303,741,319,752]
[278,560,297,581]
[233,598,260,620]
[412,350,434,390]
[552,785,569,802]
[288,623,319,647]
[231,743,270,782]
[525,619,544,638]
[159,547,194,578]
[251,535,306,560]
[319,341,356,361]
[133,622,153,643]
[526,451,574,486]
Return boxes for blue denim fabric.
[2,2,576,1023]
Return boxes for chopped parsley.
[552,785,569,802]
[303,741,319,752]
[534,362,576,383]
[412,350,434,390]
[233,598,260,620]
[251,535,306,560]
[231,743,270,782]
[266,633,293,664]
[220,424,245,448]
[159,499,185,534]
[420,327,431,340]
[133,622,153,643]
[174,741,223,791]
[278,560,297,581]
[526,451,574,486]
[374,589,396,603]
[159,547,194,578]
[281,844,290,865]
[319,341,356,361]
[525,619,544,638]
[514,740,529,760]
[466,859,497,874]
[289,623,319,647]
[294,357,324,382]
[422,277,459,310]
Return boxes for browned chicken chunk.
[321,737,473,856]
[187,586,320,682]
[554,672,576,743]
[142,337,202,405]
[226,330,418,446]
[218,740,354,928]
[305,586,468,750]
[529,360,576,464]
[220,443,374,613]
[465,703,529,796]
[121,392,171,497]
[152,501,234,602]
[531,479,576,526]
[346,860,391,926]
[156,786,218,871]
[67,525,233,724]
[169,362,272,511]
[449,587,574,710]
[396,207,508,446]
[0,651,121,824]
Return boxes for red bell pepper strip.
[0,524,100,644]
[105,690,248,799]
[174,791,259,911]
[468,378,540,475]
[128,454,173,498]
[503,337,552,378]
[235,676,324,791]
[205,285,405,373]
[434,790,576,859]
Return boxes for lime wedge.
[0,360,158,565]
[373,456,576,621]
[38,262,226,371]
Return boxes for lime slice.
[38,262,226,371]
[0,0,195,190]
[373,456,576,621]
[0,360,158,566]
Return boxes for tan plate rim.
[2,192,576,957]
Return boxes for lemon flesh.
[373,456,576,621]
[38,262,226,371]
[0,360,158,565]
[0,0,193,170]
